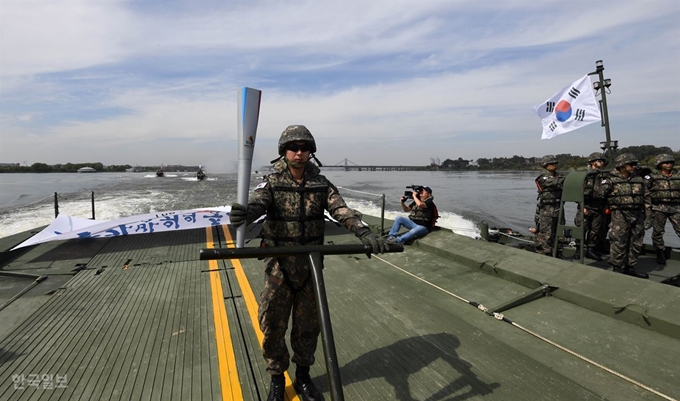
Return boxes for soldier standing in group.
[574,152,608,261]
[595,153,649,278]
[534,155,564,256]
[230,125,390,401]
[643,154,680,265]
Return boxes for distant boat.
[77,167,97,173]
[156,169,164,177]
[126,166,142,173]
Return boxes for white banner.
[11,208,343,251]
[12,207,232,250]
[533,75,601,139]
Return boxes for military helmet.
[655,154,675,169]
[277,125,316,155]
[588,152,606,163]
[614,153,638,169]
[541,155,557,167]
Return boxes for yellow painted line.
[222,226,300,401]
[206,227,243,401]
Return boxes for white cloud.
[0,0,132,76]
[1,0,678,169]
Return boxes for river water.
[1,170,678,247]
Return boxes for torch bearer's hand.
[230,203,253,228]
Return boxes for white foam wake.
[344,198,480,239]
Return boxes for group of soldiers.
[533,152,679,279]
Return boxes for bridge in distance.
[260,158,435,172]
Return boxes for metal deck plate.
[1,221,678,400]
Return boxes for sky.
[1,0,679,172]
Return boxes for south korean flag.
[533,75,602,139]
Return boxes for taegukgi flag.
[533,74,601,139]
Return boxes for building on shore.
[77,167,97,173]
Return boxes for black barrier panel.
[200,243,403,260]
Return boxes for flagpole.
[588,60,617,165]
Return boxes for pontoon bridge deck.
[0,216,678,400]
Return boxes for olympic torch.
[236,87,262,248]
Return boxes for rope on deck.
[490,312,677,401]
[374,255,678,401]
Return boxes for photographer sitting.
[386,186,437,244]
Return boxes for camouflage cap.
[655,153,675,169]
[278,125,317,155]
[614,153,638,168]
[588,152,606,163]
[541,155,557,167]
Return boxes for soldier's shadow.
[315,332,500,401]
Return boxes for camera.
[401,185,424,207]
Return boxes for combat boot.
[656,249,667,265]
[586,247,603,261]
[267,374,285,401]
[293,366,324,401]
[623,266,649,279]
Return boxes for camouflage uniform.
[595,154,649,271]
[643,154,680,254]
[245,155,365,375]
[575,153,607,252]
[533,155,564,256]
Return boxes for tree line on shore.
[0,162,115,173]
[1,145,677,173]
[437,145,678,171]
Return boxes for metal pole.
[54,192,59,218]
[0,276,47,312]
[380,194,386,235]
[91,191,95,220]
[200,243,403,260]
[589,60,617,165]
[308,251,345,401]
[480,220,489,241]
[597,62,612,148]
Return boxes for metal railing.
[337,187,386,234]
[53,191,96,220]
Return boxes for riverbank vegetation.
[0,163,134,173]
[439,145,679,171]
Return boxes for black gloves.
[230,203,253,228]
[357,227,389,254]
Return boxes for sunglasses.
[285,143,312,153]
